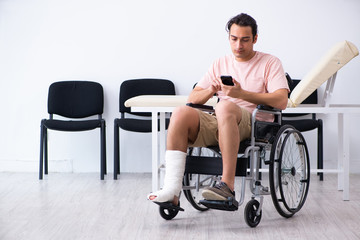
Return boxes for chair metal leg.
[114,119,120,180]
[44,127,48,175]
[39,122,44,180]
[103,122,107,175]
[318,120,324,181]
[100,120,106,180]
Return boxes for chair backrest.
[48,81,104,118]
[119,79,175,116]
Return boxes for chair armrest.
[186,103,215,113]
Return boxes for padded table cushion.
[287,40,359,107]
[124,95,218,108]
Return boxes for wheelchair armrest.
[186,103,215,113]
[256,104,281,113]
[251,105,282,144]
[254,105,282,124]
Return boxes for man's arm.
[221,81,288,110]
[187,87,214,104]
[187,77,222,104]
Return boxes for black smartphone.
[220,75,234,86]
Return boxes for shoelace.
[215,182,235,195]
[213,182,225,189]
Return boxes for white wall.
[1,0,360,173]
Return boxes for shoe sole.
[202,189,228,201]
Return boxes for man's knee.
[169,106,199,128]
[215,101,242,122]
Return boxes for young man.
[147,13,289,205]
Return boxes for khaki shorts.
[189,108,252,147]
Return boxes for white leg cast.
[147,150,186,203]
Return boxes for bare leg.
[166,106,201,151]
[148,106,200,204]
[215,101,243,191]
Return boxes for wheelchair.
[157,104,310,228]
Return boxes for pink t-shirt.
[197,51,289,121]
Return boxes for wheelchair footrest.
[199,197,239,211]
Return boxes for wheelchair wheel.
[244,199,262,228]
[269,125,310,218]
[183,173,217,211]
[159,202,180,220]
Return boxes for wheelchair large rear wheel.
[269,125,310,218]
[183,173,217,211]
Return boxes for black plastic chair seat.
[282,119,321,132]
[43,119,103,132]
[116,118,170,133]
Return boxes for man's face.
[229,24,257,62]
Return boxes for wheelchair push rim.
[269,125,310,218]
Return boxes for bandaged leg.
[147,150,186,203]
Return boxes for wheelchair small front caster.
[244,199,262,227]
[157,201,184,220]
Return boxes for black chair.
[39,81,106,180]
[282,79,323,180]
[114,79,176,179]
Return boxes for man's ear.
[253,34,258,43]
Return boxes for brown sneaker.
[202,182,235,201]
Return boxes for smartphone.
[220,75,234,86]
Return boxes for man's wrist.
[207,86,216,96]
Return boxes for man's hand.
[188,78,221,105]
[221,78,242,98]
[209,76,222,94]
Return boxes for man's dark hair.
[226,13,258,39]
